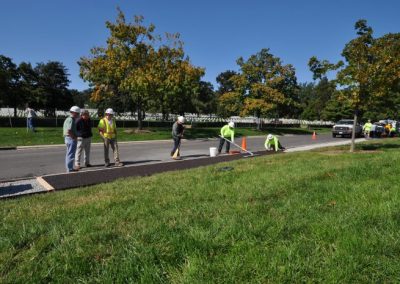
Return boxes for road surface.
[0,133,345,181]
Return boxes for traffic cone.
[241,136,247,151]
[312,131,317,140]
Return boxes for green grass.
[0,126,327,147]
[1,139,400,282]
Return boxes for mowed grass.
[2,139,399,282]
[0,126,327,147]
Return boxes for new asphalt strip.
[38,151,275,191]
[0,138,365,199]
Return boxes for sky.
[1,0,399,91]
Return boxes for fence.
[0,107,334,128]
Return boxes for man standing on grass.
[98,108,123,167]
[265,134,285,152]
[25,104,36,132]
[171,116,185,159]
[74,109,93,170]
[63,106,80,172]
[218,121,235,154]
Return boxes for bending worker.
[98,108,123,167]
[265,134,285,152]
[218,121,235,154]
[171,116,185,159]
[363,119,372,138]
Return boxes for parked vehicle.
[332,119,363,138]
[370,122,385,138]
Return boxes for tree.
[189,81,215,116]
[309,20,400,152]
[218,49,298,129]
[0,55,20,116]
[79,9,204,129]
[34,61,72,116]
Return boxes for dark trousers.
[171,137,181,155]
[218,137,230,153]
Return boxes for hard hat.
[178,116,185,123]
[70,106,80,113]
[267,134,273,140]
[105,108,114,115]
[228,121,235,128]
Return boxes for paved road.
[0,133,345,180]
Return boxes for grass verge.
[0,126,328,147]
[2,139,397,282]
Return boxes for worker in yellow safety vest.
[98,108,123,167]
[363,120,372,138]
[265,134,285,152]
[218,121,235,154]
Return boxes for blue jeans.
[27,117,35,131]
[65,137,77,172]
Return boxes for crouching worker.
[218,121,235,154]
[265,134,285,152]
[98,108,123,167]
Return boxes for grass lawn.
[1,139,400,282]
[0,126,328,147]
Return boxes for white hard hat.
[105,108,114,115]
[178,116,185,123]
[267,134,273,140]
[70,106,80,113]
[228,121,235,128]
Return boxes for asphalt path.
[0,133,343,181]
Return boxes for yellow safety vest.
[99,118,117,139]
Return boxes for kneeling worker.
[218,121,235,154]
[265,134,285,152]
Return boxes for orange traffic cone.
[312,131,317,140]
[241,136,247,151]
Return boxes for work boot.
[115,162,124,167]
[74,165,80,171]
[104,163,110,168]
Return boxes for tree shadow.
[359,143,400,151]
[0,184,33,198]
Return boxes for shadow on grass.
[359,143,400,151]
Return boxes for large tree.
[218,48,298,128]
[79,9,204,128]
[310,20,400,152]
[0,55,20,116]
[34,61,72,116]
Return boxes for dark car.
[332,119,363,138]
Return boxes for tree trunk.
[350,111,358,153]
[137,103,143,130]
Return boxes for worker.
[74,109,93,170]
[63,106,80,172]
[363,119,372,138]
[98,108,123,167]
[171,116,185,159]
[265,134,285,152]
[389,123,397,137]
[218,121,235,154]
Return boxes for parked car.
[332,119,363,138]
